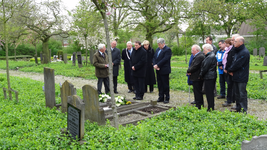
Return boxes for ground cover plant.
[0,74,267,149]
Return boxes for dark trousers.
[226,74,234,103]
[133,76,145,98]
[145,85,154,92]
[127,82,134,91]
[157,74,170,100]
[219,73,226,96]
[97,77,109,94]
[204,79,216,111]
[113,76,118,92]
[193,80,204,109]
[234,82,248,112]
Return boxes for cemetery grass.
[1,74,267,149]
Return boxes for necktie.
[102,53,105,58]
[157,49,162,58]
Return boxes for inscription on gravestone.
[253,48,257,56]
[242,135,267,150]
[77,51,82,68]
[72,52,76,66]
[259,47,265,57]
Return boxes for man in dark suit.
[131,41,147,100]
[122,41,135,93]
[110,41,121,93]
[153,38,172,104]
[187,45,205,108]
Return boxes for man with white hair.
[187,45,205,106]
[93,44,110,94]
[122,41,135,93]
[228,36,250,113]
[153,38,172,104]
[199,44,217,111]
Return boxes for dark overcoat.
[122,47,134,83]
[143,45,156,85]
[153,45,172,75]
[93,51,109,78]
[187,52,205,81]
[131,47,147,77]
[111,47,121,76]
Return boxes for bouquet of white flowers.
[99,94,111,103]
[99,94,131,106]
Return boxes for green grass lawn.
[0,74,266,149]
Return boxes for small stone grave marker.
[259,47,265,57]
[60,80,76,113]
[72,52,76,66]
[44,67,56,108]
[253,48,257,56]
[64,53,68,64]
[67,95,85,140]
[242,135,267,150]
[82,85,105,125]
[264,56,267,66]
[77,51,83,68]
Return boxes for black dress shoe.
[163,100,169,104]
[231,105,237,110]
[150,91,153,93]
[133,90,136,94]
[222,102,231,107]
[157,98,164,102]
[128,90,132,93]
[136,97,143,100]
[217,95,225,99]
[190,101,196,104]
[133,97,137,100]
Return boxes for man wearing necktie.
[153,38,172,104]
[110,41,121,94]
[93,44,110,94]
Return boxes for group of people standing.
[187,34,250,112]
[93,38,172,104]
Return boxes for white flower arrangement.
[99,94,131,106]
[99,94,111,103]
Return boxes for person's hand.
[157,67,160,70]
[229,72,233,76]
[132,66,135,70]
[219,66,223,69]
[224,70,227,73]
[112,63,114,65]
[153,65,158,69]
[187,73,191,75]
[105,64,108,68]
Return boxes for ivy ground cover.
[0,74,267,149]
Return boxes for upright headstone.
[82,56,85,61]
[60,80,76,113]
[40,52,43,62]
[259,47,265,57]
[44,67,56,108]
[72,52,76,66]
[82,85,105,125]
[253,48,257,56]
[242,135,267,150]
[264,56,267,66]
[77,51,83,68]
[67,95,85,140]
[64,53,68,64]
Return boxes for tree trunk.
[146,32,153,48]
[14,47,17,61]
[34,44,38,64]
[113,9,118,37]
[184,33,187,64]
[42,38,50,64]
[176,32,179,47]
[103,12,119,129]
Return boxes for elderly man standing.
[206,36,218,54]
[153,38,172,104]
[110,41,121,94]
[187,45,205,107]
[131,41,147,100]
[122,41,135,93]
[228,36,250,113]
[199,44,217,111]
[93,44,110,94]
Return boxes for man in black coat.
[228,36,250,113]
[199,44,217,111]
[122,41,135,93]
[187,45,205,108]
[131,41,147,100]
[110,41,121,93]
[153,38,172,104]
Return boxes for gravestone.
[264,56,267,66]
[40,52,43,62]
[67,95,85,140]
[64,53,68,64]
[259,47,265,57]
[82,56,85,61]
[77,51,83,68]
[253,48,257,56]
[60,55,62,60]
[44,67,56,108]
[242,135,267,150]
[82,85,105,125]
[72,52,76,66]
[60,80,76,113]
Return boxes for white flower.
[116,103,121,107]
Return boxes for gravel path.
[1,69,267,120]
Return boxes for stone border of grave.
[241,135,267,150]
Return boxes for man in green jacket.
[93,44,110,94]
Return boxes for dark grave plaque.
[77,51,82,68]
[72,52,76,66]
[67,103,81,140]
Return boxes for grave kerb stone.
[242,135,267,150]
[67,95,85,140]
